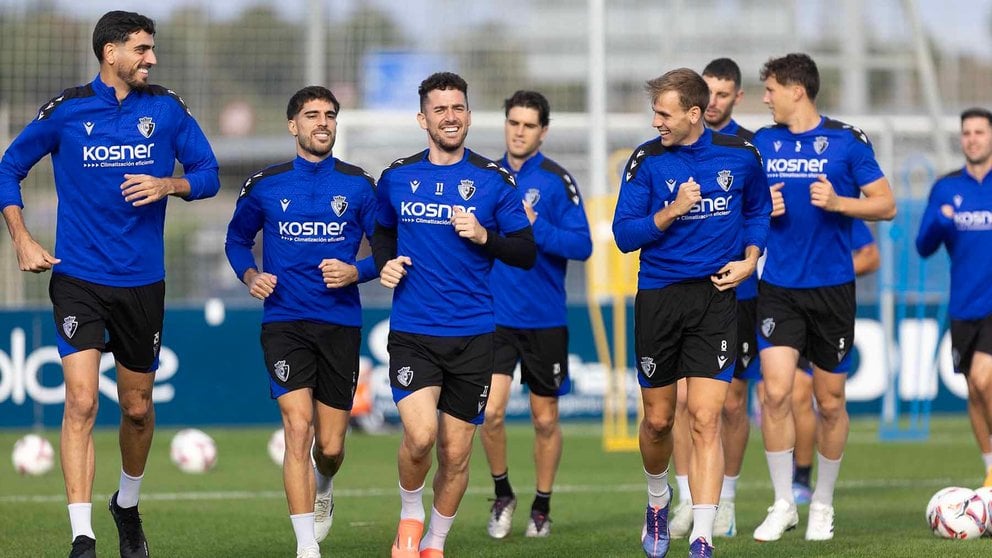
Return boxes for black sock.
[492,471,514,499]
[794,465,812,487]
[531,490,551,515]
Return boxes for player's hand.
[380,256,412,289]
[711,258,756,291]
[769,182,786,217]
[940,204,955,219]
[13,235,60,273]
[670,177,702,216]
[522,200,537,224]
[247,271,278,300]
[809,175,840,212]
[319,258,358,288]
[121,174,174,206]
[452,207,488,244]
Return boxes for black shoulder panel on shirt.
[937,168,964,182]
[382,150,428,177]
[734,126,755,142]
[146,85,192,115]
[822,117,872,146]
[238,161,294,199]
[624,140,667,182]
[539,157,581,205]
[36,84,94,121]
[467,151,517,188]
[712,132,763,166]
[336,160,376,190]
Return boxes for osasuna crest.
[396,366,414,387]
[716,170,734,192]
[666,179,677,193]
[137,116,155,139]
[813,136,829,155]
[458,179,476,201]
[274,360,290,382]
[62,316,78,339]
[761,317,776,338]
[773,140,782,152]
[331,195,348,217]
[524,188,541,206]
[639,356,656,378]
[954,194,963,208]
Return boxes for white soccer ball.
[973,486,992,536]
[169,429,217,474]
[267,428,285,467]
[11,433,55,476]
[928,487,988,539]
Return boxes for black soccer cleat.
[68,535,96,558]
[109,491,149,557]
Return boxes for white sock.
[982,451,992,469]
[688,504,718,544]
[399,482,426,522]
[675,474,692,504]
[315,466,333,496]
[116,469,143,508]
[766,449,795,504]
[811,453,843,507]
[290,512,316,552]
[419,507,455,551]
[720,474,739,501]
[644,467,670,508]
[68,503,95,540]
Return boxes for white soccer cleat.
[668,501,693,539]
[713,500,736,537]
[753,499,798,542]
[486,496,516,539]
[524,510,551,537]
[314,491,334,542]
[805,501,835,541]
[296,542,321,558]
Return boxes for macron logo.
[280,199,290,212]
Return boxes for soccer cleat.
[109,491,149,557]
[419,549,444,558]
[713,500,736,537]
[524,510,551,537]
[792,481,812,505]
[668,501,693,539]
[752,499,798,542]
[805,501,835,541]
[314,491,334,542]
[296,542,321,558]
[984,466,992,488]
[68,535,96,558]
[640,500,671,558]
[688,537,714,558]
[486,495,516,539]
[391,518,423,558]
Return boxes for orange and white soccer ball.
[169,429,217,474]
[11,434,55,476]
[928,487,988,539]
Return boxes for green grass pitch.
[2,417,990,557]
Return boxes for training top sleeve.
[612,146,664,253]
[851,219,875,251]
[741,149,772,253]
[173,110,220,201]
[916,180,954,258]
[0,110,63,209]
[532,173,593,261]
[355,182,379,283]
[848,130,886,188]
[224,180,264,281]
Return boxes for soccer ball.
[267,428,285,467]
[928,487,988,539]
[973,486,992,536]
[169,429,217,474]
[11,434,55,476]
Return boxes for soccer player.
[480,90,592,539]
[750,53,896,543]
[0,11,219,558]
[668,57,760,541]
[372,72,536,558]
[612,68,770,558]
[225,86,378,558]
[916,107,992,488]
[791,219,879,504]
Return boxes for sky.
[2,0,991,59]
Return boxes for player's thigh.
[106,280,165,373]
[261,321,318,400]
[681,284,736,383]
[757,281,806,353]
[805,282,856,373]
[49,274,111,358]
[518,326,570,397]
[634,286,685,388]
[438,333,493,425]
[312,324,361,411]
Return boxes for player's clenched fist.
[769,182,786,217]
[452,207,488,244]
[670,177,702,216]
[810,174,840,212]
[246,270,278,300]
[319,258,358,288]
[380,255,412,289]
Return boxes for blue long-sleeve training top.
[0,75,219,287]
[490,152,592,329]
[375,149,532,337]
[714,119,760,301]
[752,116,885,289]
[225,156,378,327]
[612,128,771,290]
[916,167,992,320]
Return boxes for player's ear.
[287,119,297,137]
[103,43,116,65]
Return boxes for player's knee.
[722,394,747,421]
[689,407,721,437]
[436,443,471,473]
[815,394,846,422]
[642,413,674,438]
[403,428,436,459]
[532,412,559,438]
[762,385,791,412]
[120,398,153,427]
[484,404,506,429]
[64,391,99,423]
[314,440,344,465]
